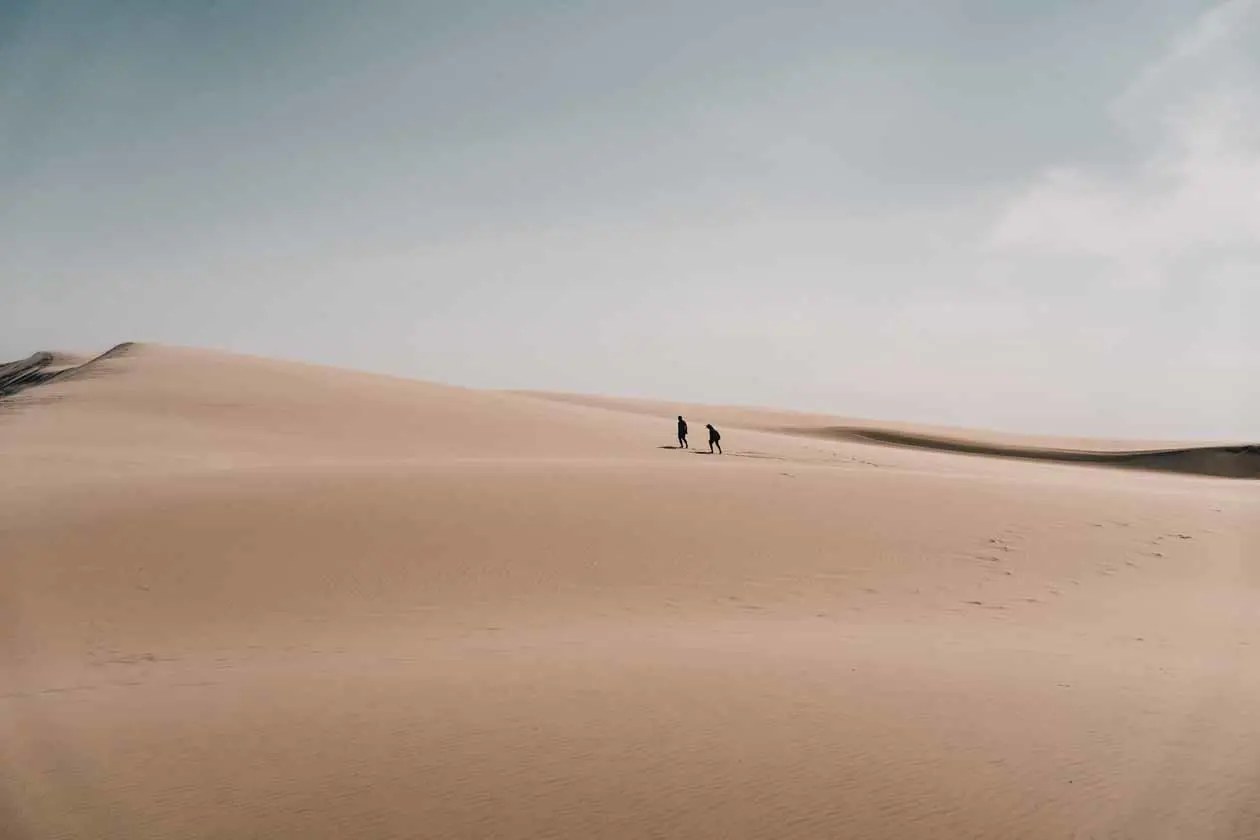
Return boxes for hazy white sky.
[2,1,1256,438]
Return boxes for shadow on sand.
[797,427,1260,480]
[658,446,719,455]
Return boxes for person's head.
[678,415,683,420]
[706,424,714,430]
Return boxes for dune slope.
[2,345,1259,840]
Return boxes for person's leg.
[716,441,722,454]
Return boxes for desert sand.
[2,343,1258,839]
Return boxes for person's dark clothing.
[677,416,689,448]
[706,424,722,454]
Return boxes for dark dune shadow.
[0,352,56,396]
[791,426,1260,480]
[0,343,135,400]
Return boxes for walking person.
[706,423,722,454]
[677,415,689,449]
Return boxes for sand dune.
[809,427,1260,480]
[3,344,1259,839]
[0,344,133,398]
[0,352,60,396]
[521,391,1259,479]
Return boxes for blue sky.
[2,1,1256,438]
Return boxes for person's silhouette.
[677,415,689,449]
[706,424,722,454]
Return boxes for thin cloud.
[986,1,1260,280]
[1120,0,1257,107]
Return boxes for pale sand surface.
[2,344,1258,839]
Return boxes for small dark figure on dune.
[677,415,689,449]
[706,424,722,454]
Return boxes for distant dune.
[520,390,1259,480]
[3,344,1259,840]
[0,342,135,398]
[807,427,1260,480]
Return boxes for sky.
[1,0,1257,439]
